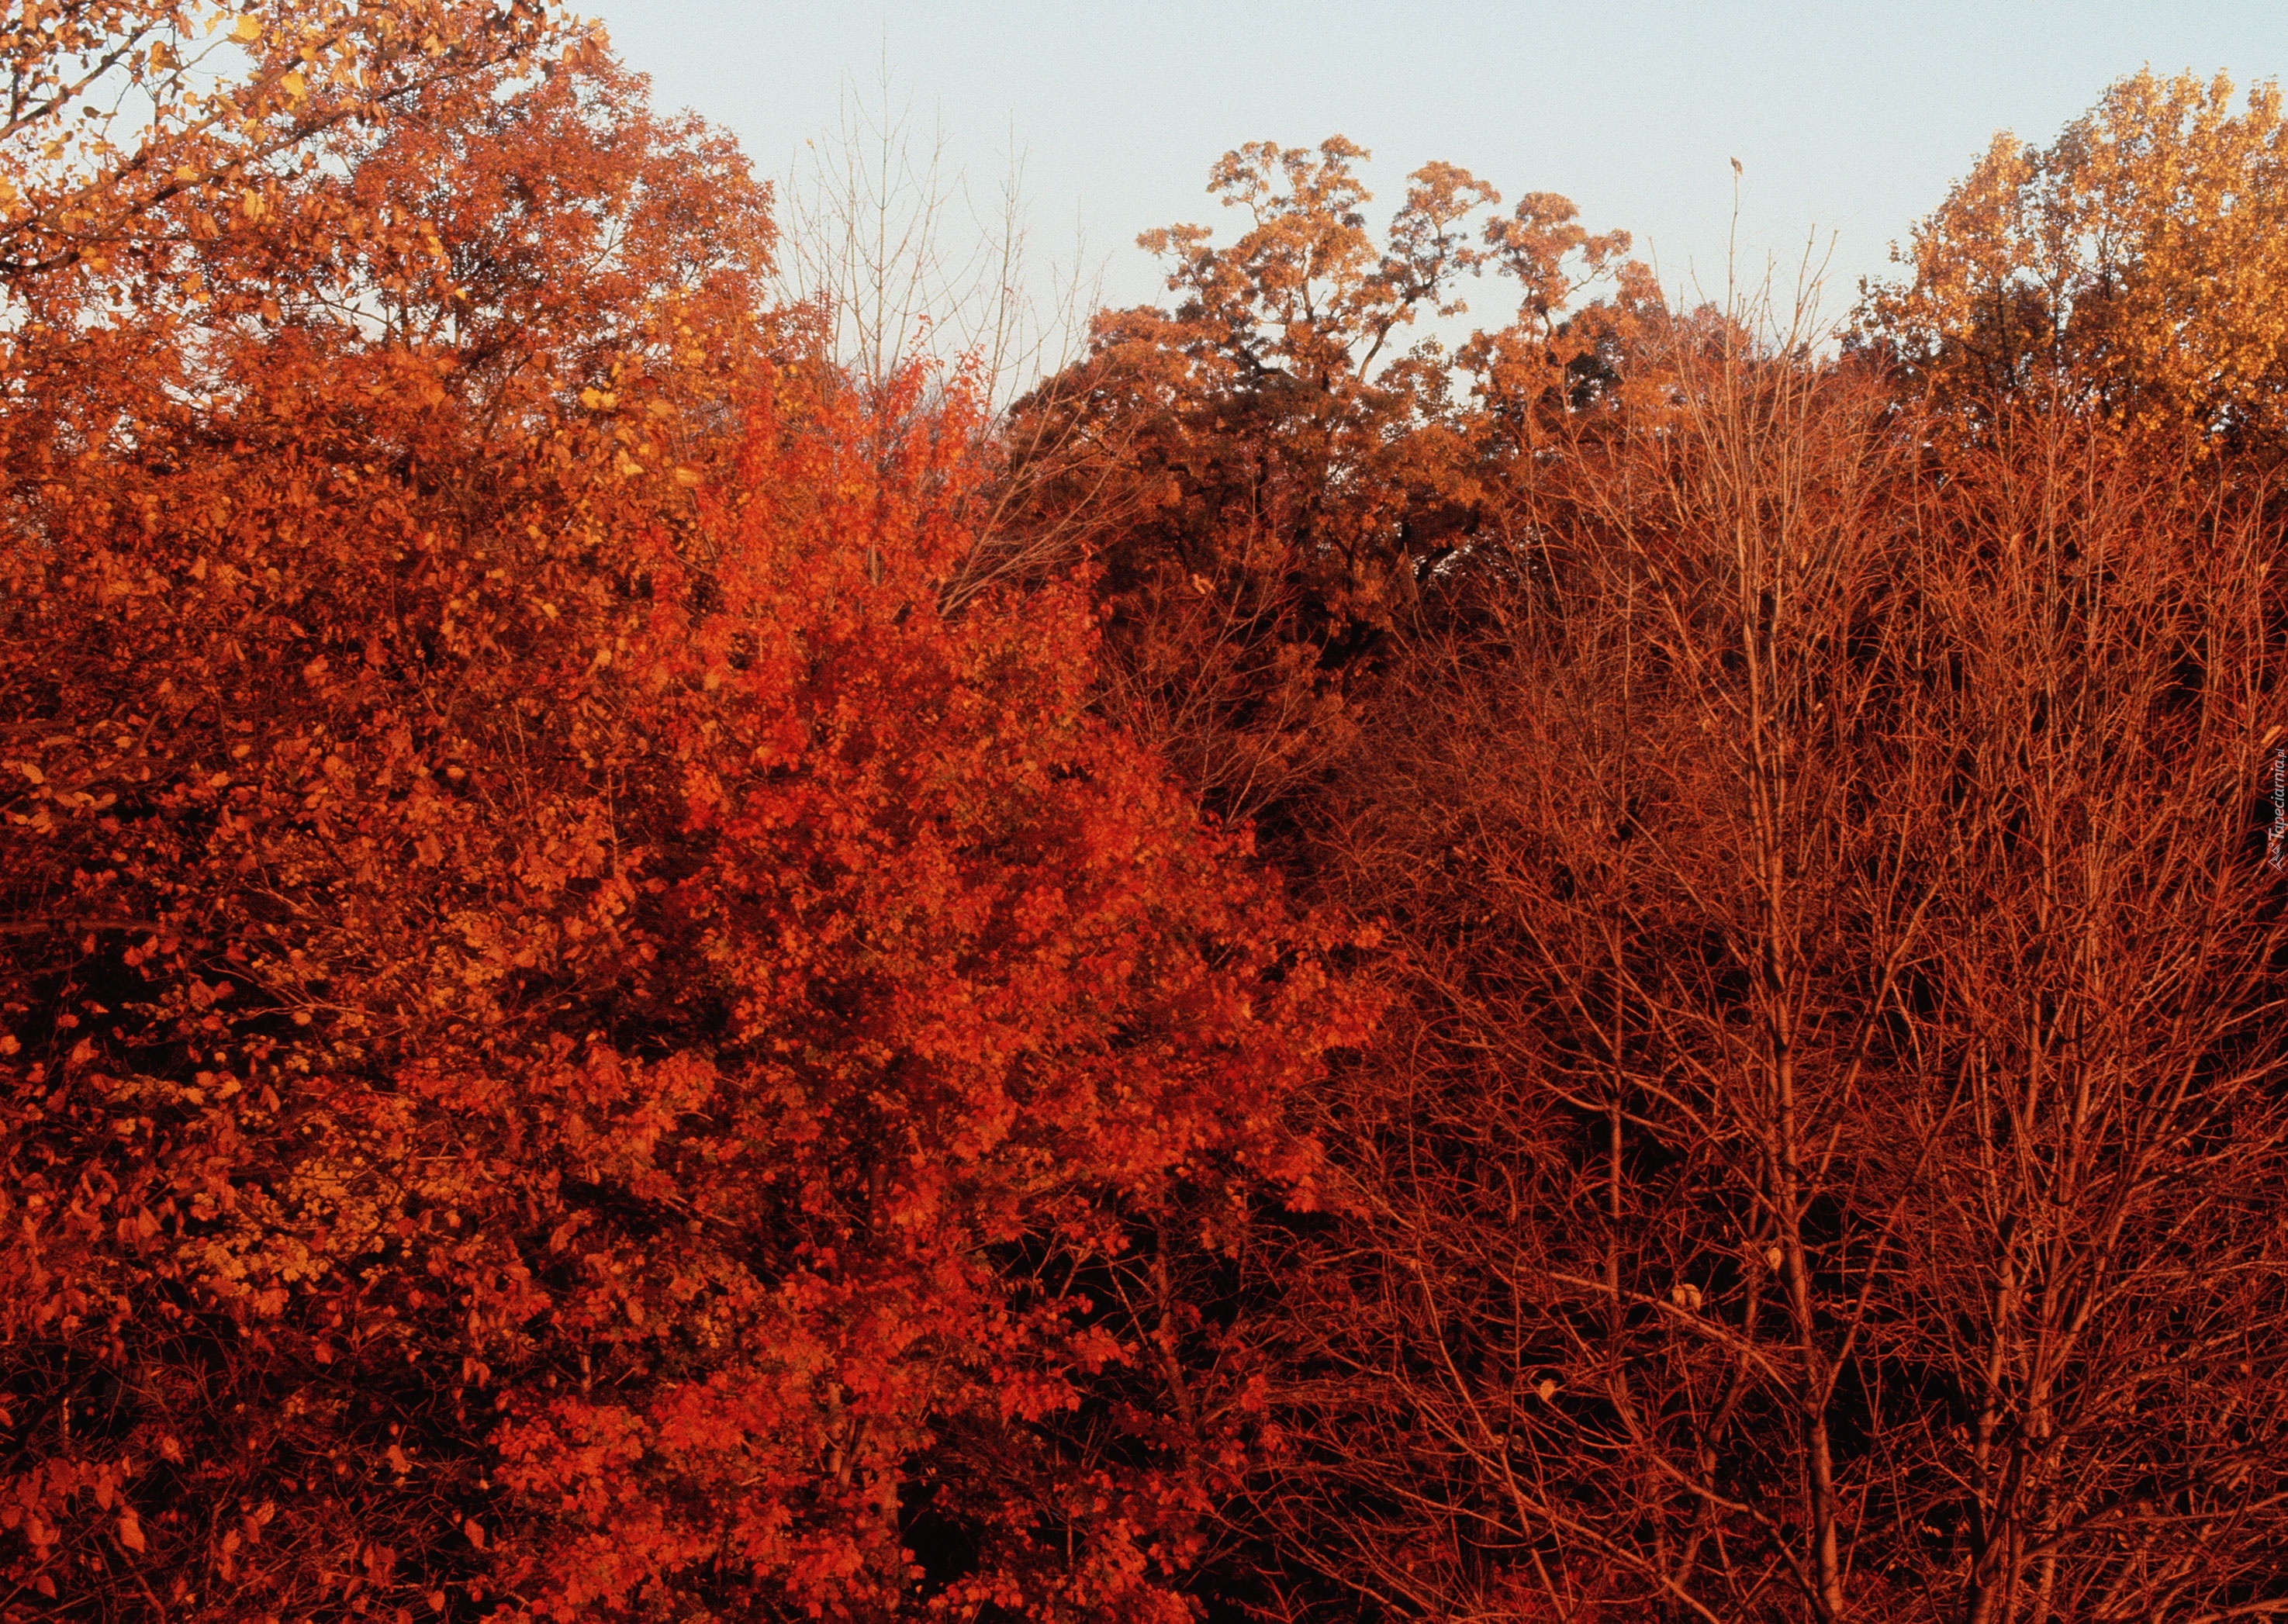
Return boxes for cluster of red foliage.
[0,9,1359,1620]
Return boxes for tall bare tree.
[1229,295,2288,1622]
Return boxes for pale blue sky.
[591,2,2286,350]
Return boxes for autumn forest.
[6,5,2288,1622]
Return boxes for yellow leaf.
[117,1509,146,1553]
[232,16,260,43]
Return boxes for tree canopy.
[1,9,1357,1619]
[1857,69,2288,451]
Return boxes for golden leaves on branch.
[0,0,574,291]
[1859,68,2288,450]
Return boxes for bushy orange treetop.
[1855,68,2288,451]
[0,15,1360,1622]
[990,137,1664,830]
[0,0,575,290]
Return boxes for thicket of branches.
[3,10,2285,1622]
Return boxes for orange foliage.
[995,137,1662,831]
[0,20,1357,1622]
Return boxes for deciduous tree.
[1233,299,2288,1623]
[996,137,1647,831]
[0,17,1357,1621]
[1856,69,2288,453]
